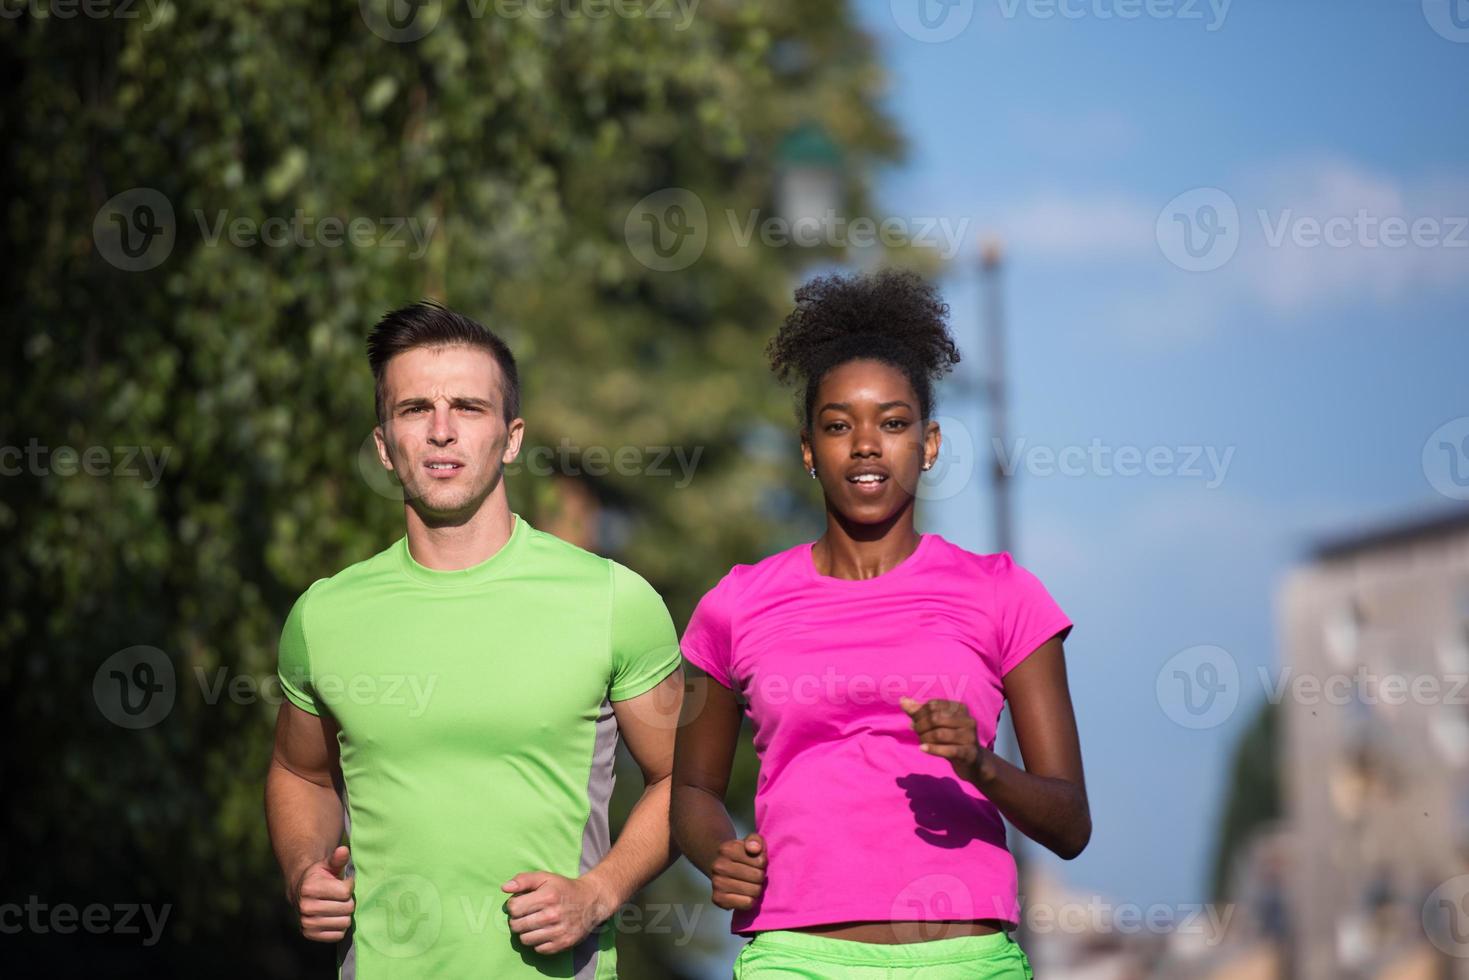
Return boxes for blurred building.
[1279,506,1469,980]
[1022,868,1167,979]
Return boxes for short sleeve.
[608,562,682,701]
[679,572,737,690]
[276,586,320,715]
[994,552,1074,676]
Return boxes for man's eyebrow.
[391,395,497,410]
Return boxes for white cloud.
[1018,157,1469,348]
[1231,157,1469,315]
[995,193,1158,257]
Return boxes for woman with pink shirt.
[672,269,1090,979]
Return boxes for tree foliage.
[0,0,900,974]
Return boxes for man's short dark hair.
[366,301,520,425]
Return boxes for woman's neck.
[812,504,922,580]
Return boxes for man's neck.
[403,492,517,571]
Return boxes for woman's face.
[802,358,941,526]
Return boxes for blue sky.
[852,0,1469,910]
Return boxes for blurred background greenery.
[0,0,944,975]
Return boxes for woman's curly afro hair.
[766,268,960,430]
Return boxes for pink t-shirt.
[680,533,1073,934]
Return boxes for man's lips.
[422,458,466,478]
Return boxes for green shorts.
[732,929,1034,979]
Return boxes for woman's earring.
[808,466,817,479]
[922,461,933,471]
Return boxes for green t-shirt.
[276,513,680,979]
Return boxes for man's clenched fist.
[502,871,614,956]
[710,832,767,912]
[292,845,355,942]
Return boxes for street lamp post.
[980,238,1031,950]
[982,239,1012,558]
[773,122,844,247]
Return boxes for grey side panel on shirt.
[572,697,620,980]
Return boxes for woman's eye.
[884,419,909,430]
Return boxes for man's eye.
[404,406,428,415]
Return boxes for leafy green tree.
[0,1,902,974]
[1209,700,1282,903]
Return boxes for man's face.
[373,344,523,520]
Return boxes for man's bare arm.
[584,668,684,908]
[503,668,685,955]
[265,701,355,940]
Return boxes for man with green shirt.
[265,301,685,978]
